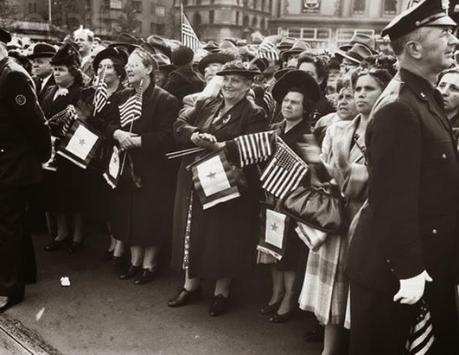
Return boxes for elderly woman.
[106,47,179,284]
[299,68,392,355]
[85,46,128,264]
[259,70,321,323]
[169,60,267,316]
[41,43,86,254]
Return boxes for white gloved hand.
[393,270,433,305]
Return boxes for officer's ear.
[405,40,423,60]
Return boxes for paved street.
[0,231,322,355]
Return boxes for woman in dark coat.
[258,70,322,323]
[40,43,86,253]
[168,60,268,316]
[106,47,179,285]
[83,46,128,263]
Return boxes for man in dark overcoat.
[346,1,459,354]
[163,45,204,107]
[0,28,51,312]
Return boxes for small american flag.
[119,84,143,128]
[93,68,108,114]
[261,137,308,198]
[405,300,435,355]
[257,41,280,62]
[406,0,422,8]
[181,8,202,52]
[233,131,275,167]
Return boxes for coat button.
[386,259,390,264]
[442,153,447,159]
[432,229,438,235]
[0,148,4,153]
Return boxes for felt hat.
[171,45,194,66]
[92,46,128,72]
[198,52,235,74]
[50,43,81,67]
[28,42,57,59]
[272,69,321,103]
[216,60,260,78]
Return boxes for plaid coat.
[299,114,368,325]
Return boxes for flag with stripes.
[233,131,275,167]
[118,85,143,128]
[257,41,280,61]
[260,137,308,198]
[93,68,108,114]
[181,11,202,51]
[405,299,435,355]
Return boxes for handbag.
[278,182,346,234]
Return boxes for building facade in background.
[176,0,273,42]
[269,0,412,50]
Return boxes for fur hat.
[171,45,194,66]
[50,43,81,67]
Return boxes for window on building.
[156,24,165,35]
[193,12,202,28]
[254,0,258,10]
[209,10,214,24]
[353,0,366,14]
[261,0,265,11]
[182,0,188,5]
[156,5,166,16]
[243,15,249,27]
[210,0,214,4]
[132,1,143,13]
[252,16,258,28]
[243,0,248,8]
[196,0,201,5]
[260,18,265,30]
[110,0,122,10]
[236,11,240,25]
[383,0,397,14]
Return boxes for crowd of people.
[1,0,459,354]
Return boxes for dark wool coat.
[0,57,51,299]
[40,83,86,213]
[171,96,267,278]
[270,119,311,271]
[347,69,459,354]
[163,65,204,106]
[105,82,179,246]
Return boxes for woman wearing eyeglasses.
[299,68,393,355]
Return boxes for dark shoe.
[119,265,141,280]
[260,301,282,315]
[133,268,158,285]
[168,287,202,308]
[269,310,295,323]
[68,241,84,254]
[304,324,324,342]
[209,294,229,317]
[44,239,67,252]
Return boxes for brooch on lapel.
[55,88,69,98]
[222,114,231,125]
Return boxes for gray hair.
[390,27,426,56]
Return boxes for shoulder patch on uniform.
[15,95,26,106]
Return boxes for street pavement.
[0,230,323,355]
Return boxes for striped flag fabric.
[181,10,202,51]
[260,137,308,198]
[405,300,435,355]
[93,68,108,114]
[119,85,143,128]
[257,41,280,61]
[406,0,422,8]
[233,131,275,167]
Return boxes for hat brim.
[426,15,457,27]
[93,47,128,72]
[281,49,305,61]
[339,44,377,55]
[198,53,235,74]
[334,49,362,65]
[28,52,56,59]
[274,67,295,81]
[216,69,260,78]
[272,70,321,103]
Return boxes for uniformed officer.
[346,0,459,354]
[0,28,51,312]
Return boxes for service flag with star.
[103,145,123,189]
[190,150,241,209]
[56,120,100,169]
[257,207,289,260]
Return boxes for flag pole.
[180,0,184,44]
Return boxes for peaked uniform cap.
[382,0,457,40]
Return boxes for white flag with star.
[191,150,241,209]
[265,209,286,249]
[57,120,100,169]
